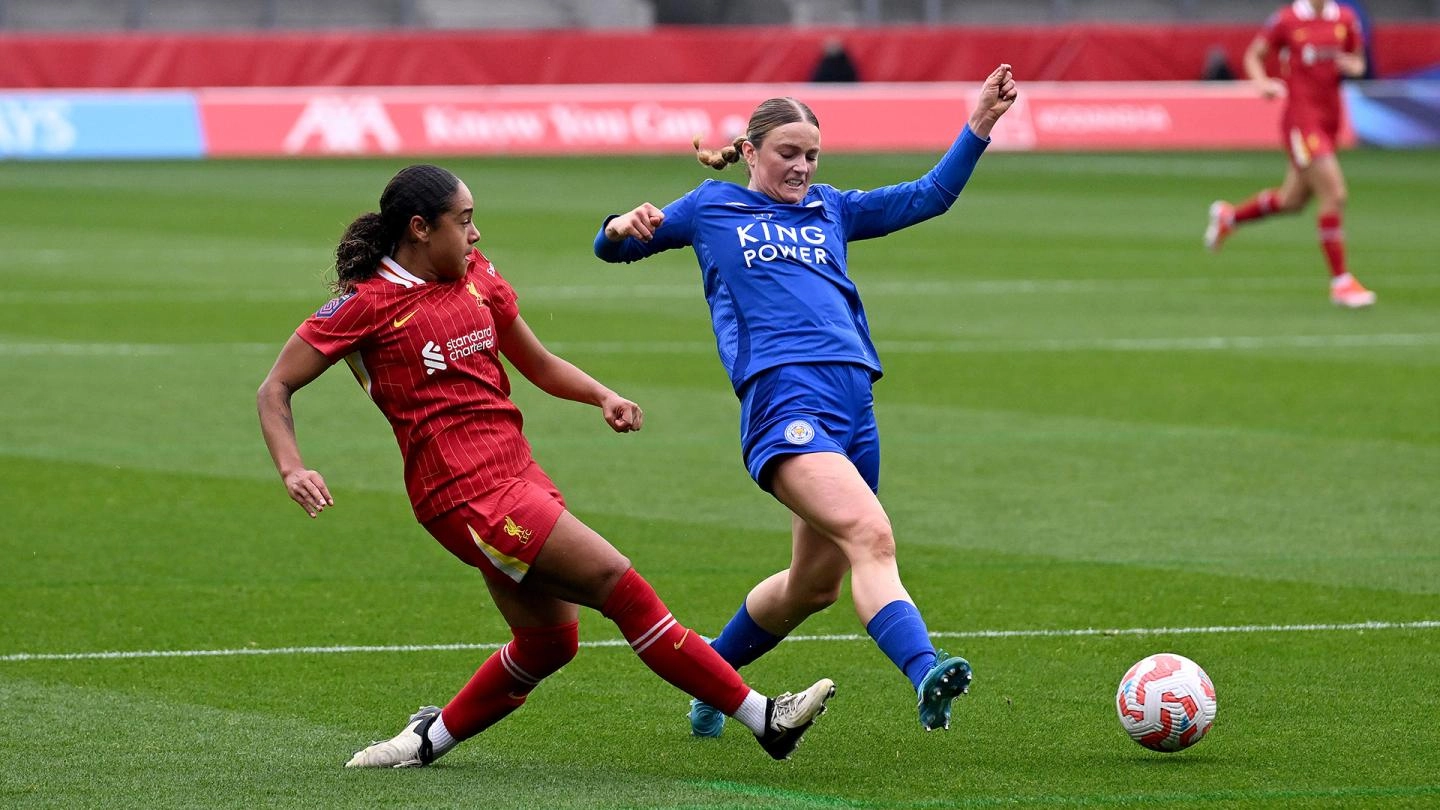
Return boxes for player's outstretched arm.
[968,63,1018,139]
[257,334,335,518]
[499,315,644,433]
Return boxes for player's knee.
[512,622,580,678]
[842,513,897,565]
[589,554,633,600]
[794,581,842,614]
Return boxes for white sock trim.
[427,712,459,756]
[732,690,768,736]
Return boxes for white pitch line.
[3,619,1435,664]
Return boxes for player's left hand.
[283,468,334,518]
[602,395,644,433]
[1335,51,1366,78]
[969,63,1018,139]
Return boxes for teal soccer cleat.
[689,698,727,737]
[917,651,972,731]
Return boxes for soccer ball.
[1115,652,1216,752]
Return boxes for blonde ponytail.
[693,134,746,171]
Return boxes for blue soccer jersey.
[595,124,991,391]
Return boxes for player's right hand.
[605,203,665,242]
[1257,78,1286,100]
[968,63,1017,139]
[284,468,333,518]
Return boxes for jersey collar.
[378,256,427,288]
[1292,0,1341,21]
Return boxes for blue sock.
[866,600,937,691]
[710,602,783,669]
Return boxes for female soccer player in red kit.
[257,164,833,768]
[1205,0,1376,308]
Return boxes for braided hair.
[693,97,819,171]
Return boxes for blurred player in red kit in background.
[1205,0,1376,308]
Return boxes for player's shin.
[600,568,751,716]
[442,622,578,740]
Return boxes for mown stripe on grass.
[3,333,1438,358]
[678,781,1440,809]
[7,272,1440,302]
[892,782,1440,808]
[3,619,1435,663]
[689,779,863,808]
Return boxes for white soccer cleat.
[1204,200,1236,253]
[756,678,835,760]
[345,706,441,768]
[1330,275,1377,308]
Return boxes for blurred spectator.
[1202,46,1236,80]
[811,38,860,83]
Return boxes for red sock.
[1318,212,1346,278]
[1234,189,1280,223]
[441,621,578,740]
[601,568,749,715]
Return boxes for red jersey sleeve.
[467,249,521,330]
[295,288,381,361]
[1342,10,1362,54]
[1262,9,1289,53]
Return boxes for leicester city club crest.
[784,420,815,445]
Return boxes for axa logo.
[422,341,447,375]
[283,96,401,155]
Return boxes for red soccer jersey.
[1262,0,1361,133]
[297,249,530,522]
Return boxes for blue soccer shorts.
[738,362,880,493]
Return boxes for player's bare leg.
[690,514,849,737]
[769,453,970,730]
[1307,155,1375,307]
[531,512,834,759]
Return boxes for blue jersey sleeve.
[838,124,990,241]
[593,189,699,264]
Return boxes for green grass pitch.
[1,148,1437,808]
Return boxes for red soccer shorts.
[1284,123,1337,170]
[422,460,566,585]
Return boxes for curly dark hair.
[332,164,460,294]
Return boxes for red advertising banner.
[198,83,1354,156]
[5,26,1438,87]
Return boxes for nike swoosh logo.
[673,629,690,650]
[392,309,419,328]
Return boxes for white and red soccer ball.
[1115,653,1217,752]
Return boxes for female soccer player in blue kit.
[594,64,1018,735]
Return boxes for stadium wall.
[2,24,1440,87]
[4,81,1438,160]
